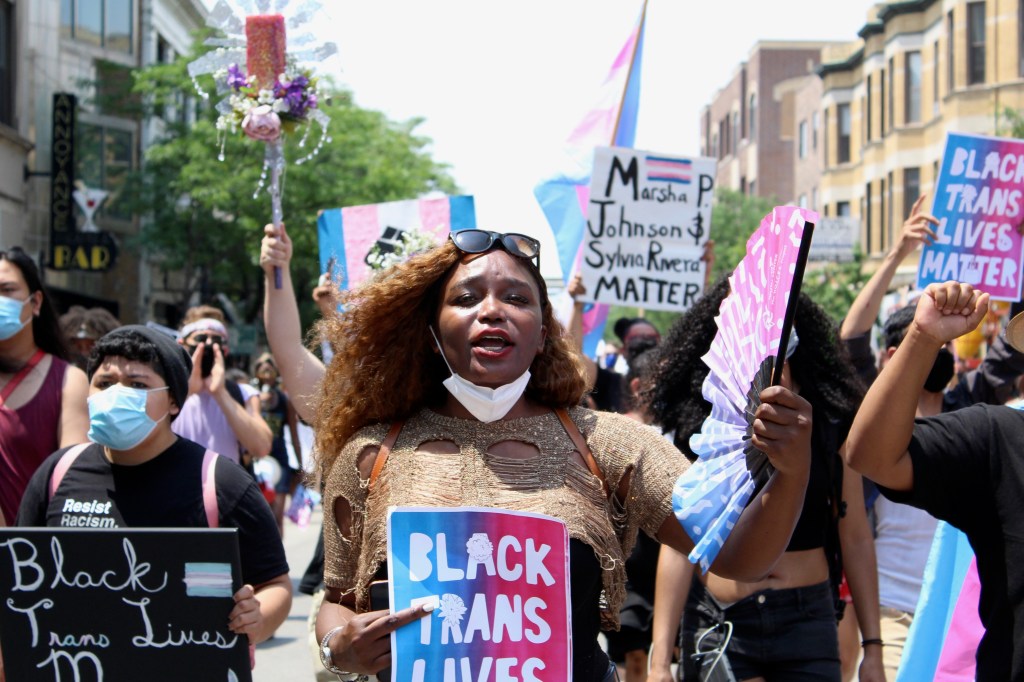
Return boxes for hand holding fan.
[673,206,817,572]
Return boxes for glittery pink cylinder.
[245,14,286,89]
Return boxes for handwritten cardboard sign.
[387,507,571,682]
[580,146,717,312]
[0,528,250,682]
[917,132,1024,301]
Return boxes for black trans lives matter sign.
[581,146,716,312]
[0,528,251,682]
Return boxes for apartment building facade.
[817,0,1024,259]
[0,0,205,322]
[700,41,838,203]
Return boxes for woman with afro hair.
[646,276,885,682]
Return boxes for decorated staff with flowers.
[188,4,336,288]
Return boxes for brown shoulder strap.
[555,408,610,499]
[369,421,405,490]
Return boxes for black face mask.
[924,347,955,393]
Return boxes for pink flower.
[241,105,281,142]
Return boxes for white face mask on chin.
[430,326,531,423]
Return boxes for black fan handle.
[771,219,816,387]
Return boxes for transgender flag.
[317,195,476,290]
[897,521,982,681]
[533,1,647,356]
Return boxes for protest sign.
[387,507,571,682]
[917,132,1024,300]
[317,195,476,290]
[580,146,716,312]
[0,528,249,682]
[809,216,859,262]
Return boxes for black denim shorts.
[680,579,841,681]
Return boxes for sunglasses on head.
[191,333,225,345]
[448,230,541,266]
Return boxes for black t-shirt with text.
[879,404,1024,681]
[16,437,288,588]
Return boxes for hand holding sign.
[323,603,436,675]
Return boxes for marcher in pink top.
[0,247,88,525]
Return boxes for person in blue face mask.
[0,247,89,527]
[15,325,293,652]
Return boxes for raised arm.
[840,195,938,339]
[845,282,989,491]
[566,274,598,389]
[260,223,326,423]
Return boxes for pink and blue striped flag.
[897,521,983,681]
[317,195,476,290]
[533,1,647,356]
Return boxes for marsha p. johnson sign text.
[917,132,1024,301]
[387,507,571,681]
[581,146,716,312]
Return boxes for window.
[799,119,808,159]
[1020,0,1024,76]
[812,187,818,210]
[886,171,894,248]
[933,40,940,113]
[865,183,873,253]
[880,69,885,134]
[75,122,135,220]
[947,11,956,90]
[968,1,986,84]
[906,51,922,123]
[824,109,830,166]
[711,132,719,159]
[749,94,757,140]
[888,57,895,129]
[60,0,133,54]
[838,104,851,163]
[732,111,740,152]
[0,0,11,127]
[799,195,808,209]
[881,176,887,249]
[812,111,819,150]
[837,201,851,217]
[866,75,873,141]
[904,167,921,218]
[749,180,756,196]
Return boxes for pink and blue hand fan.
[673,206,817,572]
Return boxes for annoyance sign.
[387,507,571,682]
[581,146,716,311]
[0,528,250,682]
[917,132,1024,301]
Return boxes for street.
[253,507,324,682]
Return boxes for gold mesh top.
[322,406,688,630]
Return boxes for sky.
[221,0,881,278]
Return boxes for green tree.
[123,37,457,329]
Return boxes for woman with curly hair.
[646,277,884,682]
[312,231,816,681]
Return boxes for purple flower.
[226,64,247,91]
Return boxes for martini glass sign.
[673,206,816,572]
[187,0,337,288]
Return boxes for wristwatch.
[319,625,369,682]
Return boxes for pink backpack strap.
[49,443,93,499]
[201,449,219,528]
